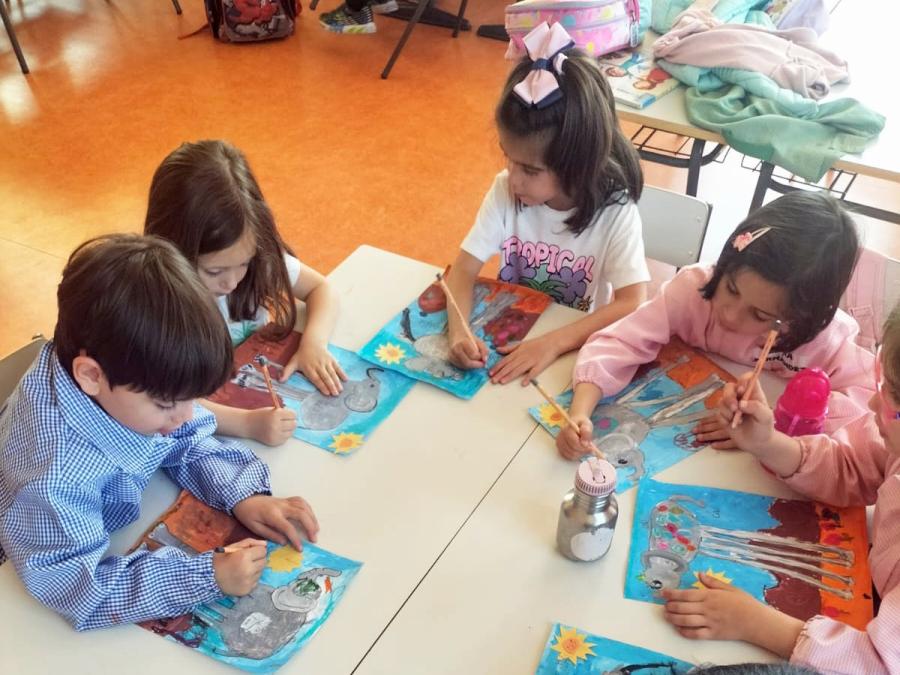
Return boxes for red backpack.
[204,0,299,42]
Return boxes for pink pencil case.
[505,0,642,60]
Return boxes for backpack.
[504,0,648,60]
[204,0,299,42]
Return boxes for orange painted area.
[816,503,873,630]
[656,337,736,409]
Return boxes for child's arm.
[556,382,605,460]
[721,374,887,505]
[446,250,489,369]
[662,572,804,658]
[490,281,647,385]
[201,398,297,447]
[0,480,229,630]
[280,262,347,396]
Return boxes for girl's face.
[871,345,900,453]
[710,268,786,336]
[498,129,573,211]
[197,227,257,297]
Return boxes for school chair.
[840,247,900,353]
[1,0,29,74]
[0,336,45,408]
[637,185,712,298]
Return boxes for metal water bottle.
[557,457,618,562]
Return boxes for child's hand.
[246,407,297,446]
[448,333,489,370]
[281,342,348,396]
[718,374,775,455]
[212,538,268,596]
[233,494,319,551]
[490,336,560,385]
[556,414,595,461]
[692,413,737,450]
[662,572,769,642]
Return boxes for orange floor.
[1,0,898,358]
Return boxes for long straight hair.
[496,48,643,236]
[144,140,296,339]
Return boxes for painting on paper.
[136,491,362,673]
[535,623,691,674]
[208,330,414,455]
[529,338,733,492]
[625,479,873,628]
[358,273,552,399]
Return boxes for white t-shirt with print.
[216,253,301,345]
[461,170,650,312]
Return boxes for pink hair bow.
[513,22,576,109]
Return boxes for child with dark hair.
[145,140,344,447]
[557,190,874,459]
[447,23,649,385]
[664,304,900,673]
[0,234,319,631]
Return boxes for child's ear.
[71,353,106,396]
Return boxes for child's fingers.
[710,438,738,450]
[268,512,302,551]
[278,363,298,383]
[491,354,525,384]
[664,612,709,629]
[699,572,732,590]
[675,626,714,640]
[249,523,287,546]
[692,416,719,434]
[737,399,771,424]
[333,360,349,382]
[230,537,269,550]
[663,601,704,615]
[286,497,320,533]
[661,587,707,602]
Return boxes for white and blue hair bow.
[512,22,576,109]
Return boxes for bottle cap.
[575,457,617,497]
[777,368,830,418]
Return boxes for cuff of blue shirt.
[221,482,273,514]
[188,550,224,602]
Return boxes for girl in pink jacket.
[558,191,873,459]
[662,306,900,674]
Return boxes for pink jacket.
[652,7,849,100]
[783,416,900,673]
[574,264,874,432]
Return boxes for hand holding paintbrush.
[436,271,487,368]
[530,378,605,460]
[731,320,781,429]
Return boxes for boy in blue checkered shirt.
[0,234,319,631]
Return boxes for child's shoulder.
[671,263,714,290]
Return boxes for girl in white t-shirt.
[447,22,649,385]
[145,140,345,446]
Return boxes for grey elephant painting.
[358,272,552,399]
[208,330,414,455]
[530,338,733,492]
[136,491,362,673]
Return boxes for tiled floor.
[1,0,898,357]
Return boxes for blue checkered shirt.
[0,343,271,631]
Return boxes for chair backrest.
[638,185,712,268]
[840,247,900,351]
[0,337,46,408]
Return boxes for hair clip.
[732,227,772,252]
[513,22,575,109]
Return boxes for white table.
[0,245,580,675]
[354,361,795,673]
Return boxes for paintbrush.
[214,541,267,554]
[530,379,605,459]
[435,271,484,366]
[732,320,782,429]
[254,354,282,409]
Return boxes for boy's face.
[72,355,195,436]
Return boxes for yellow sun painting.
[268,545,303,573]
[374,342,406,365]
[329,432,365,454]
[693,568,733,589]
[538,402,565,428]
[551,626,596,665]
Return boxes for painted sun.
[538,402,565,428]
[330,432,365,454]
[268,545,303,573]
[693,568,733,589]
[374,342,406,364]
[551,626,596,665]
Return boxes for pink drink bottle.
[773,368,830,436]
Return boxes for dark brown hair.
[496,48,643,236]
[701,191,860,353]
[54,234,233,401]
[144,140,296,340]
